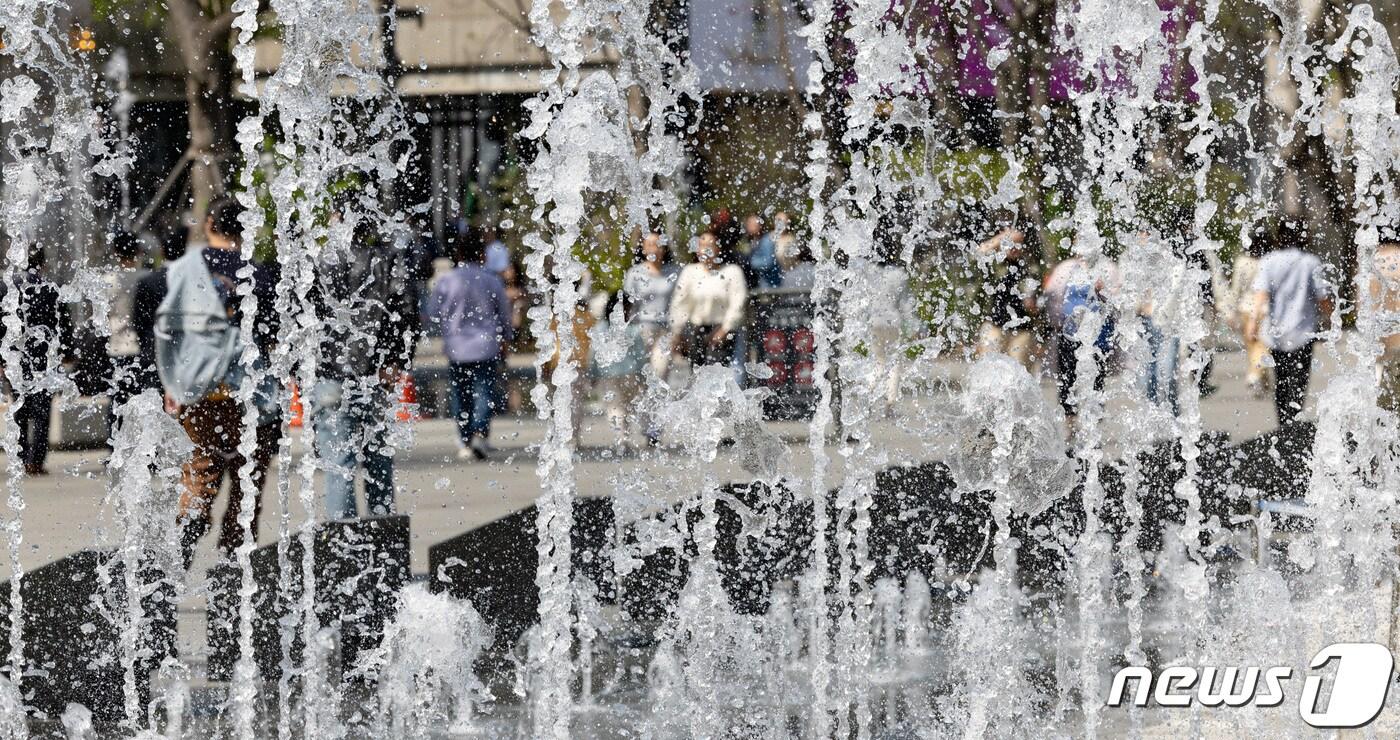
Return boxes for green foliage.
[92,0,163,27]
[909,261,982,347]
[227,133,366,264]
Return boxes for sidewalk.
[0,342,1353,579]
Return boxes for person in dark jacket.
[308,213,422,519]
[975,226,1038,371]
[1,247,73,476]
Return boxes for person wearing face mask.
[603,232,681,447]
[669,230,748,369]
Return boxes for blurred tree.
[162,0,239,221]
[93,0,253,225]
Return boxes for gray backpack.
[153,250,240,405]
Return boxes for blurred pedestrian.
[1043,254,1118,432]
[427,235,513,461]
[0,247,73,476]
[1245,221,1333,426]
[866,244,914,413]
[502,260,528,336]
[738,214,764,287]
[309,213,421,519]
[1226,228,1270,396]
[155,198,282,568]
[710,208,741,259]
[1369,235,1400,414]
[1136,241,1193,417]
[621,232,680,444]
[975,226,1037,370]
[484,225,511,277]
[104,230,148,421]
[541,266,595,445]
[594,292,646,451]
[669,231,747,369]
[750,212,786,289]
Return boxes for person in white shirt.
[1245,222,1333,425]
[669,231,748,368]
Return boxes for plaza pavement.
[0,344,1341,581]
[0,342,1364,679]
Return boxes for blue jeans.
[1141,317,1180,415]
[310,378,395,520]
[730,326,748,388]
[451,360,498,444]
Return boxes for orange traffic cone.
[289,382,304,428]
[396,372,419,422]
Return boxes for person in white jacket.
[669,230,748,368]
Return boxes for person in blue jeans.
[311,377,398,519]
[428,234,514,460]
[309,213,421,520]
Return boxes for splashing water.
[3,0,1400,737]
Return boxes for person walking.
[1369,236,1400,413]
[669,230,748,370]
[975,226,1037,370]
[427,236,513,460]
[155,198,282,568]
[1,248,72,476]
[621,232,680,444]
[1227,228,1270,396]
[865,246,914,414]
[1042,254,1118,435]
[309,214,422,519]
[104,231,148,421]
[1136,223,1209,418]
[1245,222,1333,426]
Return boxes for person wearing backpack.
[308,211,421,519]
[155,198,281,568]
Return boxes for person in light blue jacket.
[154,199,281,568]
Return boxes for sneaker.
[477,437,498,454]
[1246,377,1266,399]
[456,447,480,462]
[469,436,491,460]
